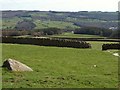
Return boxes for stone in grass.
[2,58,33,71]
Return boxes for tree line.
[74,27,119,38]
[2,27,63,37]
[2,26,119,39]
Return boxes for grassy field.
[51,32,105,38]
[34,20,79,29]
[2,41,118,88]
[2,17,21,30]
[15,33,105,39]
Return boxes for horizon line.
[1,10,118,12]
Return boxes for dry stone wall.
[2,37,91,48]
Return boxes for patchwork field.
[2,41,118,88]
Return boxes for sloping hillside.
[2,11,118,30]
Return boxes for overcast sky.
[0,0,119,11]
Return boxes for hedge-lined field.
[2,41,118,88]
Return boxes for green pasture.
[34,20,79,29]
[51,32,105,38]
[2,17,21,29]
[2,41,118,88]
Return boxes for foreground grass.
[2,42,118,88]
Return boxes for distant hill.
[2,10,118,30]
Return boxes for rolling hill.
[2,10,118,30]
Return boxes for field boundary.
[1,37,91,49]
[52,37,120,42]
[102,43,120,50]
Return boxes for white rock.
[113,53,119,57]
[2,58,33,71]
